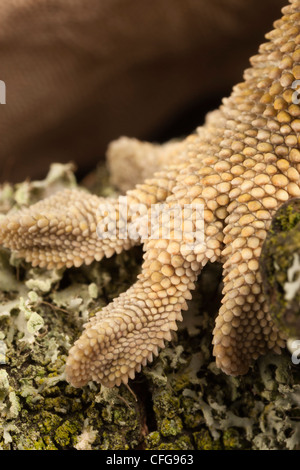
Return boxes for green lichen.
[156,435,193,451]
[260,198,300,337]
[145,431,161,448]
[160,416,183,437]
[54,419,82,447]
[272,202,300,232]
[222,428,245,450]
[193,429,222,450]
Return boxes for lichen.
[0,164,299,450]
[75,419,98,450]
[193,429,222,450]
[260,198,300,338]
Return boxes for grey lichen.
[0,164,299,450]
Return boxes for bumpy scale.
[1,0,300,387]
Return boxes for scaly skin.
[0,0,299,387]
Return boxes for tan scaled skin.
[0,0,299,387]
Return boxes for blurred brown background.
[0,0,287,183]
